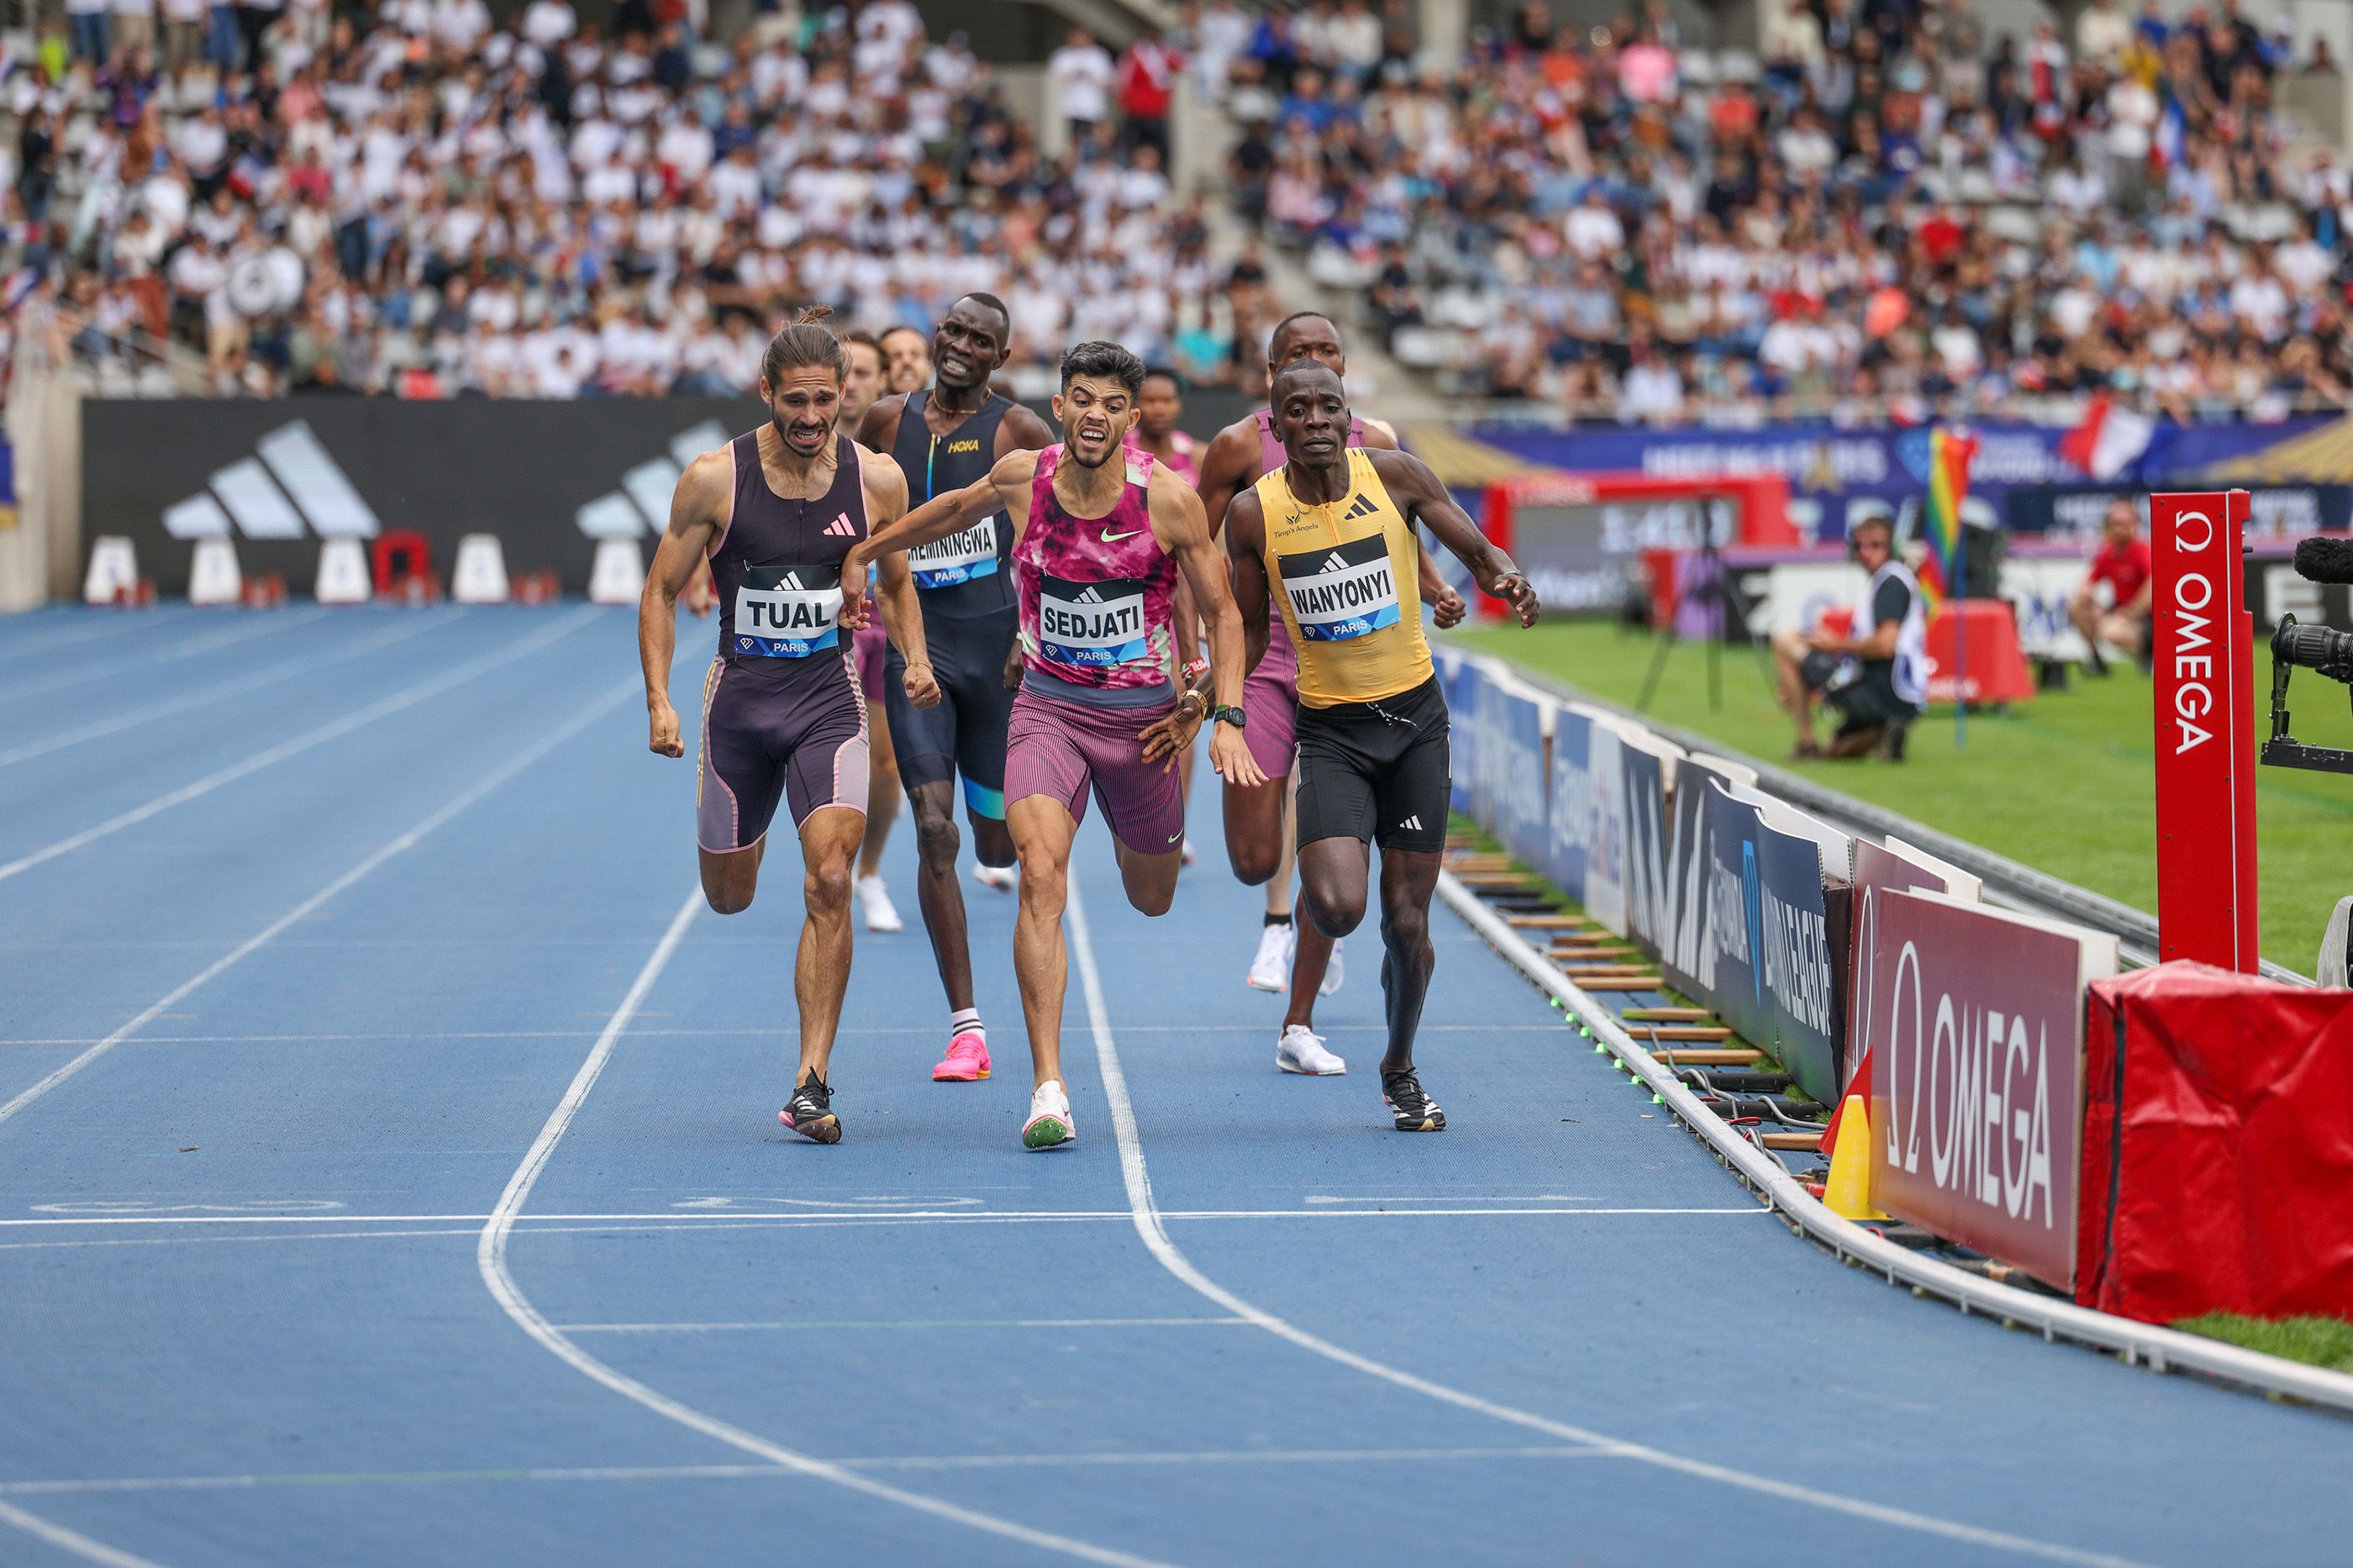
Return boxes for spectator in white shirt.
[1619,334,1685,423]
[1048,26,1116,146]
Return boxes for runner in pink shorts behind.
[842,340,1262,1151]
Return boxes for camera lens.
[2278,622,2353,680]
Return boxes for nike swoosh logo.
[1102,529,1145,543]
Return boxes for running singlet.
[1250,448,1431,708]
[712,429,868,661]
[1250,409,1367,664]
[1014,445,1177,702]
[890,390,1015,613]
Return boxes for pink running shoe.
[932,1031,992,1081]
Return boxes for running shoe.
[856,875,903,934]
[1380,1069,1446,1132]
[1246,923,1294,992]
[933,1030,992,1082]
[1318,936,1345,998]
[1181,837,1198,867]
[972,861,1016,893]
[780,1073,841,1144]
[1276,1025,1346,1076]
[1023,1080,1075,1150]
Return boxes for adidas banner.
[83,393,1271,599]
[83,397,768,596]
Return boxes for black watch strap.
[1212,703,1247,729]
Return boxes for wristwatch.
[1212,704,1247,729]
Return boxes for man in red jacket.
[1119,29,1182,160]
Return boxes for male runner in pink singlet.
[640,310,933,1145]
[843,341,1262,1150]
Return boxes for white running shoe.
[1276,1025,1346,1076]
[1023,1080,1075,1150]
[855,875,903,934]
[1181,837,1198,867]
[1318,936,1345,998]
[1246,923,1294,992]
[972,861,1016,893]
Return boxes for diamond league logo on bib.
[908,515,1001,588]
[734,564,844,657]
[1038,573,1149,667]
[1277,534,1401,642]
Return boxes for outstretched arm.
[841,451,1034,628]
[857,454,940,710]
[639,449,730,757]
[1371,450,1540,628]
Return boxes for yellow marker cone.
[1823,1094,1889,1222]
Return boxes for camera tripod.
[1635,535,1775,716]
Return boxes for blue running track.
[0,602,2344,1567]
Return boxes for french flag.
[2060,393,2156,481]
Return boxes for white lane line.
[557,1318,1252,1333]
[0,604,603,887]
[0,1448,1607,1498]
[1063,879,2154,1568]
[0,1498,166,1568]
[0,610,461,770]
[1,609,328,700]
[477,889,1182,1568]
[0,676,635,1129]
[0,1208,1763,1227]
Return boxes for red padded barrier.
[2078,961,2353,1323]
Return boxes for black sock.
[1264,912,1293,929]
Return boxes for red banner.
[1865,891,2108,1290]
[2149,491,2257,971]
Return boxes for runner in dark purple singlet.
[840,341,1262,1150]
[639,309,931,1146]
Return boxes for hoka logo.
[1343,493,1380,521]
[945,439,981,455]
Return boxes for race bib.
[908,515,1002,588]
[1277,534,1401,643]
[733,565,843,657]
[1037,574,1149,668]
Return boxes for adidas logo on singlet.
[1342,493,1381,521]
[822,512,855,537]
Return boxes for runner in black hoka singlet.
[855,292,1055,1087]
[640,313,924,1146]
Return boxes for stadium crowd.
[0,0,1275,397]
[1220,0,2353,424]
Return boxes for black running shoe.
[780,1073,840,1144]
[1381,1070,1446,1132]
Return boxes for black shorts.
[1294,674,1450,855]
[1798,651,1914,733]
[884,604,1018,818]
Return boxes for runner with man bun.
[639,308,932,1145]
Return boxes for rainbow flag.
[1914,426,1977,610]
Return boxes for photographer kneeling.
[1771,516,1928,760]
